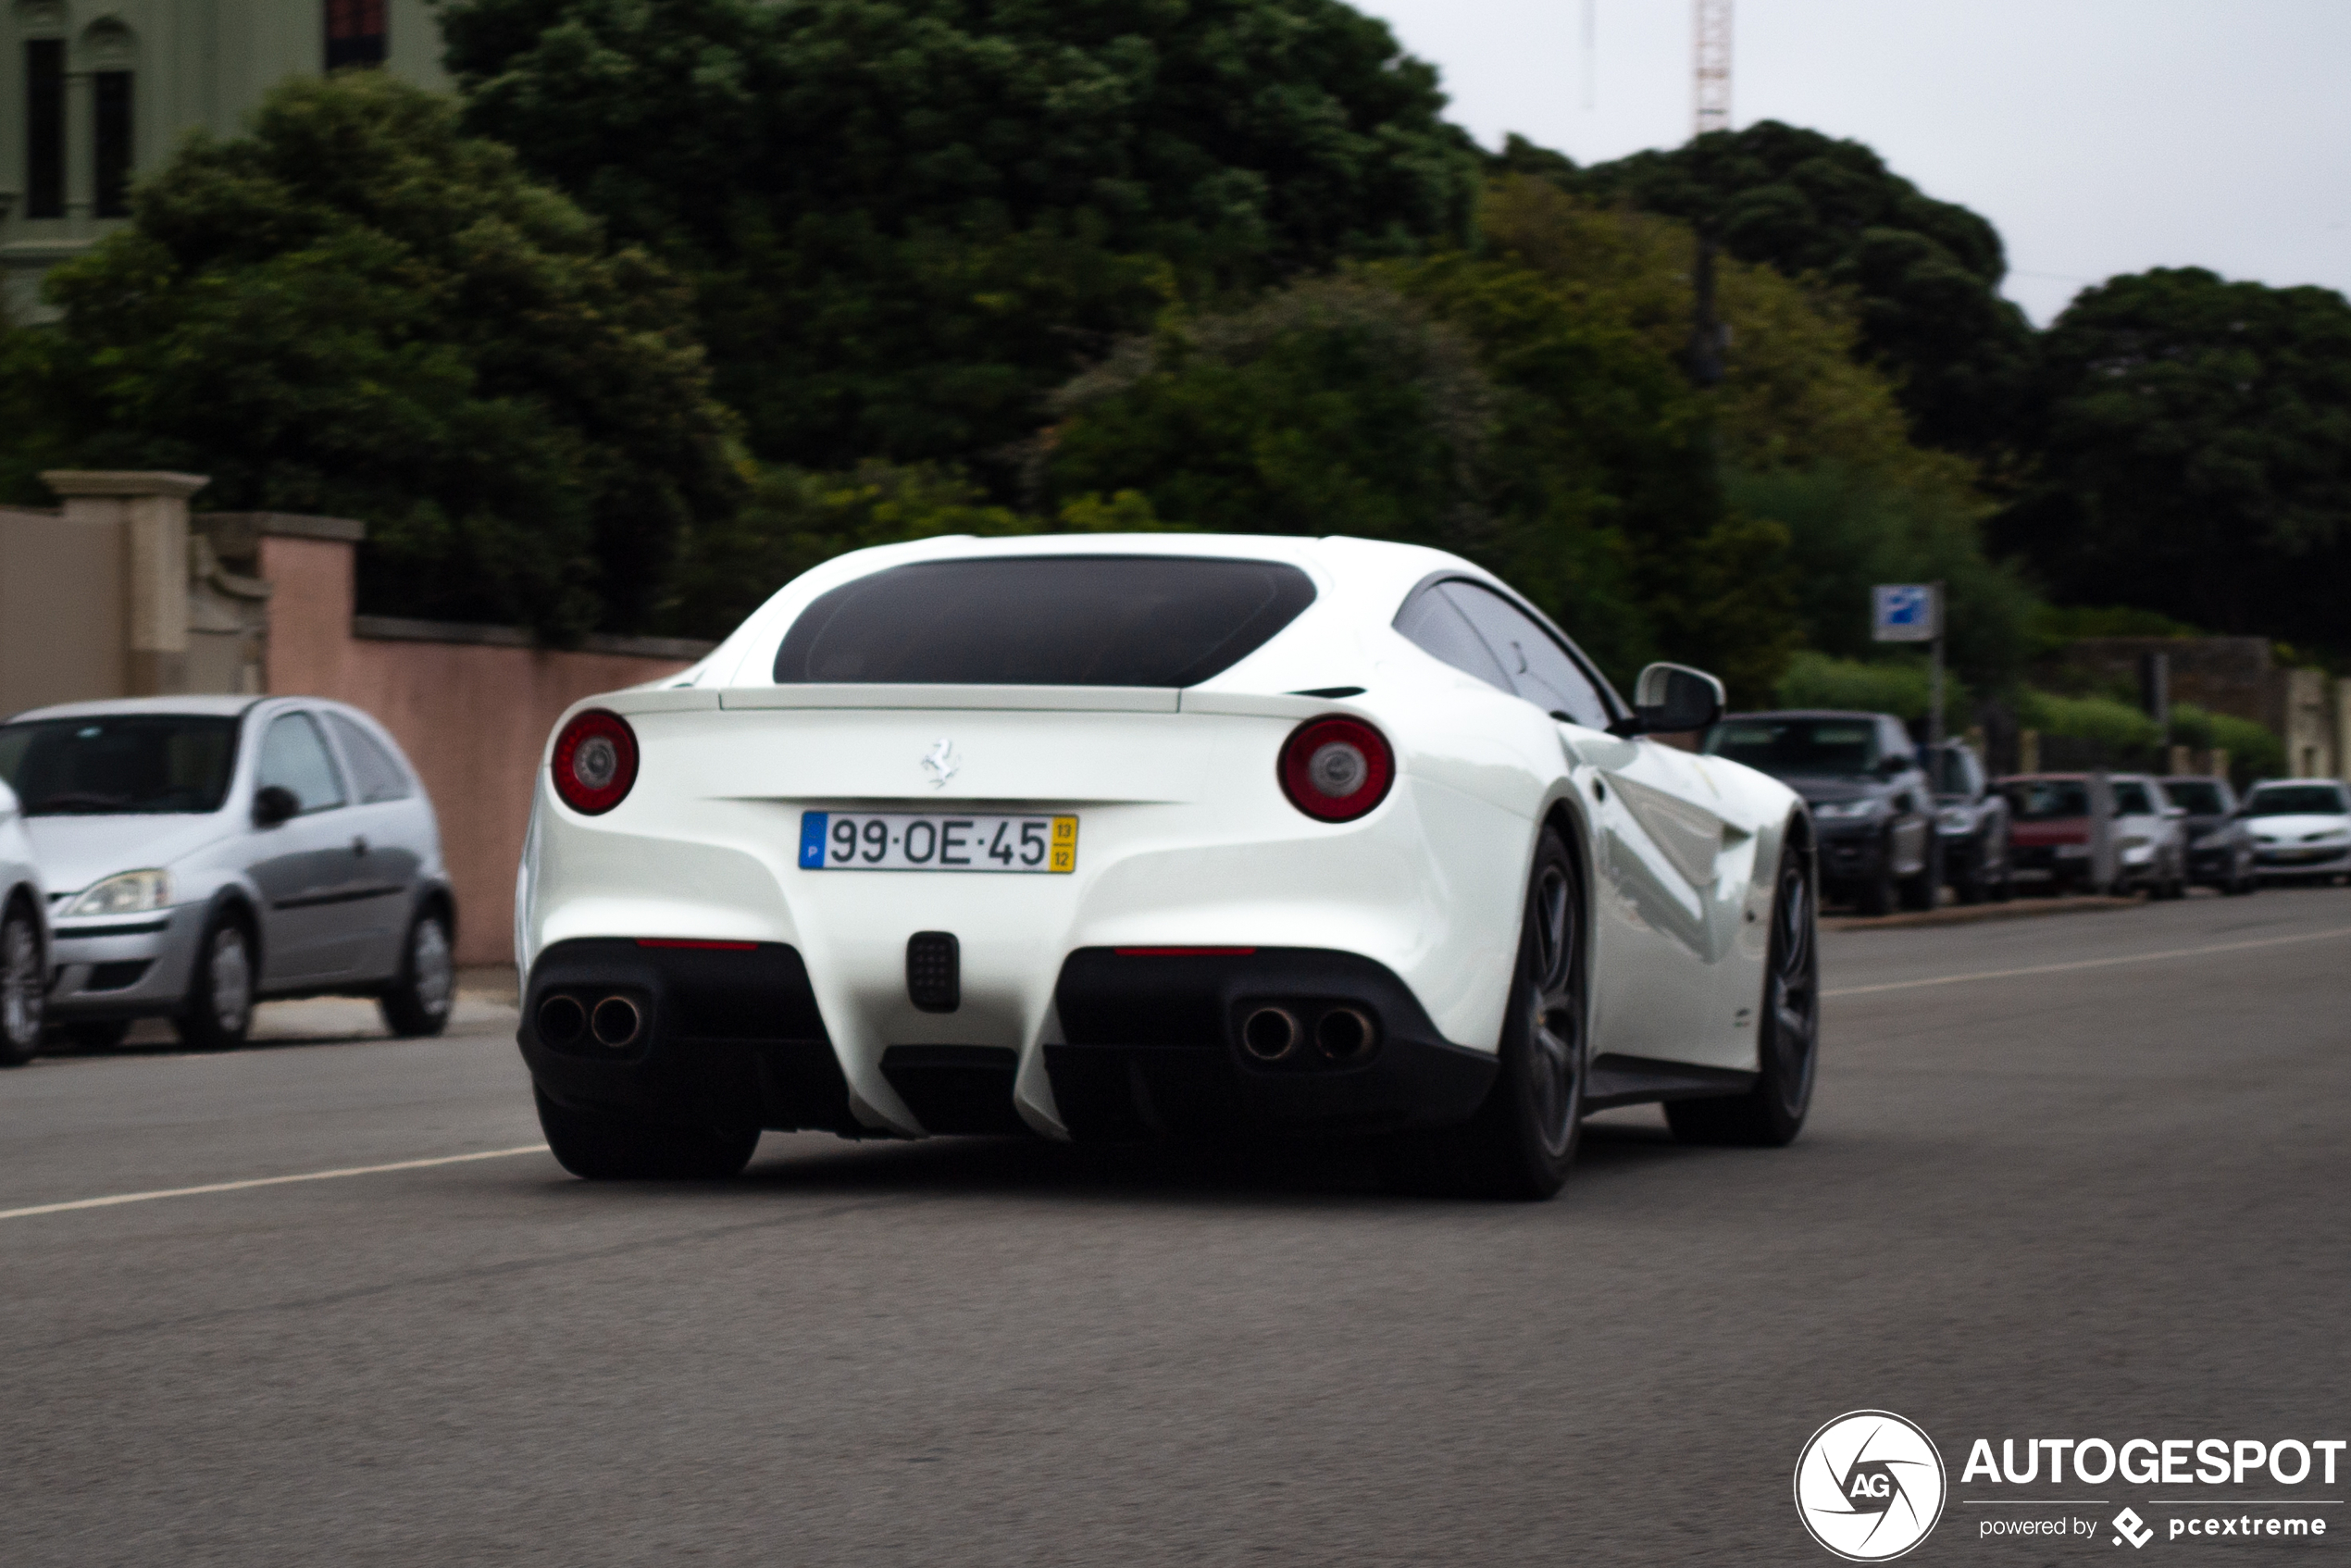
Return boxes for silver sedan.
[0,696,456,1052]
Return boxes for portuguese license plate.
[798,811,1076,873]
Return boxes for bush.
[1772,653,1967,724]
[2020,690,2162,751]
[2169,703,2285,781]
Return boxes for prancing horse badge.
[922,740,961,788]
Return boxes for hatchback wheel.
[379,908,455,1038]
[174,914,255,1052]
[0,901,44,1067]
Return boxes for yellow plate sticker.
[1051,815,1078,873]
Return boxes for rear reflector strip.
[635,939,760,952]
[1113,947,1257,956]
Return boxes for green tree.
[438,0,1483,468]
[1548,122,2039,465]
[13,73,739,641]
[1997,267,2351,653]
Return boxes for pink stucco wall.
[260,537,692,964]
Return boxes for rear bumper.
[1044,947,1496,1139]
[516,939,1496,1141]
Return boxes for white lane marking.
[0,1145,546,1224]
[1823,924,2351,999]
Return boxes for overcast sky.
[1357,0,2351,324]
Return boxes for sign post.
[1872,583,1946,751]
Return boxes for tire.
[173,912,255,1052]
[1667,833,1820,1147]
[379,906,455,1038]
[534,1087,760,1180]
[1856,834,1898,917]
[1382,828,1586,1201]
[1,899,44,1067]
[61,1019,131,1051]
[1897,836,1939,913]
[1952,835,1987,905]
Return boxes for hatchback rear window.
[774,556,1317,687]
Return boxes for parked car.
[1701,710,1935,915]
[2000,774,2096,892]
[1929,740,2012,903]
[516,535,1821,1197]
[2108,775,2189,898]
[2239,778,2351,885]
[2158,776,2257,894]
[0,778,49,1065]
[1997,772,2187,898]
[0,696,457,1052]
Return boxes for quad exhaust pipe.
[536,991,644,1052]
[1241,1003,1379,1064]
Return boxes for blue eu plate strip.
[799,812,828,869]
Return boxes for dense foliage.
[1,74,739,640]
[1997,267,2351,651]
[438,0,1483,467]
[1550,122,2040,467]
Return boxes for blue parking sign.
[1872,583,1939,642]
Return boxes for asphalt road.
[5,888,2348,1565]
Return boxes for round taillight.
[1279,716,1394,823]
[551,709,639,815]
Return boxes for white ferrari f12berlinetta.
[516,533,1817,1198]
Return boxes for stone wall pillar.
[42,470,209,695]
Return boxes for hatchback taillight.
[1278,716,1394,823]
[551,709,639,815]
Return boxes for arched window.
[84,19,138,218]
[19,0,68,218]
[325,0,387,71]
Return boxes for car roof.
[5,694,265,723]
[1721,710,1899,723]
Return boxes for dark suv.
[2161,776,2257,895]
[1703,711,1935,915]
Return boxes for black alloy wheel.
[535,1088,761,1180]
[1668,833,1820,1147]
[0,899,44,1067]
[1382,827,1586,1201]
[173,913,255,1052]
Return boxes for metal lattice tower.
[1694,0,1733,137]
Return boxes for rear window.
[2003,779,2091,821]
[774,556,1316,687]
[2111,780,2156,815]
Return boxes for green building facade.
[2,0,447,317]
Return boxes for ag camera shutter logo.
[1795,1410,1948,1561]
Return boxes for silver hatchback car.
[0,696,456,1052]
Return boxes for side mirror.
[252,785,300,828]
[1877,753,1913,778]
[1613,662,1725,737]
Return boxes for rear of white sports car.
[516,538,1541,1172]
